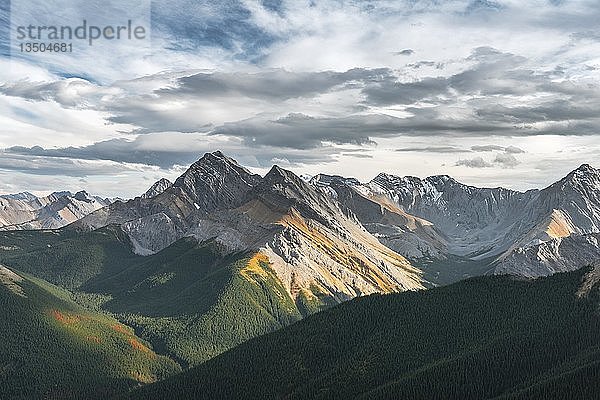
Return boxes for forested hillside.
[0,227,304,367]
[0,266,179,400]
[124,266,600,400]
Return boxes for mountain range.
[311,162,600,282]
[4,152,599,285]
[0,190,112,231]
[73,151,423,299]
[1,151,600,399]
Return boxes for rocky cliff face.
[367,173,538,259]
[494,232,600,277]
[489,165,600,276]
[310,174,448,260]
[140,178,172,199]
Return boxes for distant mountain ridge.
[312,163,600,280]
[0,190,112,230]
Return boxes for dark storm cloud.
[209,110,516,150]
[362,76,449,106]
[3,135,340,170]
[211,113,379,149]
[475,100,600,125]
[157,68,394,101]
[6,141,199,169]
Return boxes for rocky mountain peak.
[259,165,318,204]
[560,163,596,179]
[562,163,599,181]
[170,151,262,212]
[575,163,596,172]
[372,172,397,184]
[195,150,239,169]
[426,174,455,185]
[176,151,257,187]
[0,189,109,231]
[73,191,92,202]
[373,172,458,187]
[0,192,38,201]
[371,173,435,192]
[250,165,341,228]
[50,191,72,199]
[546,164,600,197]
[264,165,302,184]
[141,178,172,199]
[310,174,362,187]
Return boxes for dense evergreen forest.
[124,267,600,400]
[0,270,179,400]
[0,227,306,371]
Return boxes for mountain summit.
[141,178,172,199]
[74,151,423,304]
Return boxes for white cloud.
[0,0,599,195]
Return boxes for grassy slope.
[124,267,600,400]
[0,271,180,400]
[0,228,303,367]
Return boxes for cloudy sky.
[0,0,599,197]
